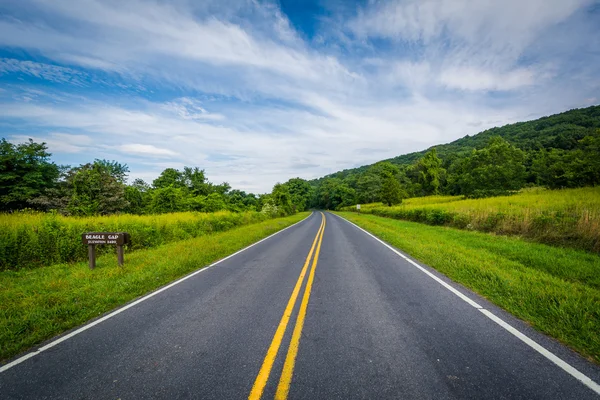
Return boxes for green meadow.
[342,187,600,253]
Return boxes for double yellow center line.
[249,212,326,400]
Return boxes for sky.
[0,0,599,193]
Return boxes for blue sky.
[0,0,599,193]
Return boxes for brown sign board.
[82,232,130,246]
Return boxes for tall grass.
[345,187,600,253]
[0,211,272,271]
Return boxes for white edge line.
[332,212,600,396]
[480,309,600,394]
[0,212,314,374]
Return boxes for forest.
[310,105,600,209]
[1,105,599,216]
[0,139,311,217]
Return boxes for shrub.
[0,210,270,270]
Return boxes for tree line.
[309,105,600,209]
[0,138,313,216]
[2,106,599,215]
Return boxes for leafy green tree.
[414,149,445,196]
[67,161,129,215]
[577,132,600,186]
[449,137,526,197]
[334,183,357,209]
[284,178,313,211]
[209,182,231,196]
[531,131,600,189]
[271,183,294,215]
[0,138,60,211]
[124,179,150,214]
[380,175,404,206]
[148,186,187,213]
[182,167,210,195]
[93,159,129,183]
[356,173,381,203]
[202,193,227,212]
[314,178,356,209]
[153,168,184,189]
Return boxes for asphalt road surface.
[2,212,600,399]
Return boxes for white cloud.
[347,0,591,93]
[117,144,179,157]
[1,92,525,192]
[349,0,587,47]
[0,59,88,86]
[162,98,225,121]
[9,132,93,153]
[0,0,598,192]
[438,67,536,91]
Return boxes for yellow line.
[248,213,325,400]
[275,214,326,400]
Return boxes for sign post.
[356,204,361,213]
[88,244,96,270]
[82,232,130,269]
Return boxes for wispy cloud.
[0,0,598,192]
[117,144,179,157]
[0,59,88,86]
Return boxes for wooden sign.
[82,232,130,246]
[82,232,130,269]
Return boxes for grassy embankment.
[0,210,276,271]
[335,212,600,363]
[0,212,309,362]
[342,187,600,253]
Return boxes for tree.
[0,138,60,211]
[210,182,231,195]
[448,137,526,197]
[148,186,187,213]
[67,161,129,215]
[202,193,227,212]
[182,167,209,195]
[93,159,129,183]
[314,178,356,210]
[284,178,313,212]
[380,175,404,206]
[356,172,382,204]
[124,179,150,214]
[414,148,445,196]
[271,183,294,215]
[153,168,184,189]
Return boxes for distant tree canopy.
[0,139,278,216]
[3,105,600,214]
[308,105,600,208]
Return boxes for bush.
[0,210,270,270]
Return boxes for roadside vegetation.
[0,210,273,270]
[1,138,315,271]
[340,187,600,253]
[335,212,600,363]
[0,212,309,362]
[1,138,312,218]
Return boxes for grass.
[344,187,600,253]
[0,210,273,271]
[335,212,600,363]
[0,212,309,362]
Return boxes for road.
[2,211,600,399]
